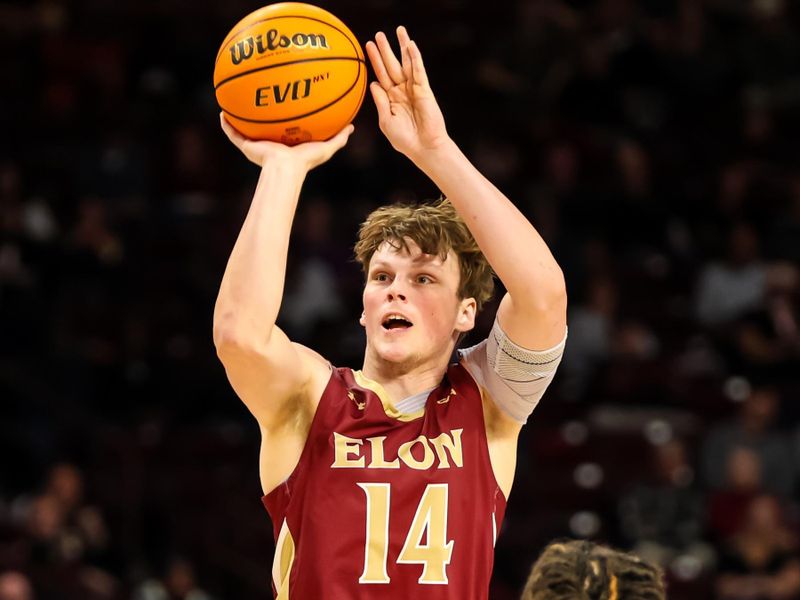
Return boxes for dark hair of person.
[521,539,666,600]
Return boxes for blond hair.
[353,198,494,312]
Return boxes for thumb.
[327,123,356,151]
[370,82,392,126]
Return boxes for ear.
[455,297,477,333]
[359,311,366,327]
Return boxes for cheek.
[417,294,458,334]
[362,291,380,325]
[362,287,375,308]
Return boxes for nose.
[386,279,407,302]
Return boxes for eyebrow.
[370,257,444,271]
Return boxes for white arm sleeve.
[458,317,567,423]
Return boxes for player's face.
[361,238,476,368]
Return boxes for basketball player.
[214,26,567,599]
[522,539,666,600]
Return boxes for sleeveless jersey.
[262,361,508,599]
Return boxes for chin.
[375,346,415,365]
[367,339,417,368]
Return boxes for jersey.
[261,361,507,599]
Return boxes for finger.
[366,41,393,90]
[328,123,355,150]
[375,31,405,85]
[397,25,411,47]
[369,81,392,124]
[408,40,430,88]
[397,26,413,82]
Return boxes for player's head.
[521,539,665,600]
[354,198,494,367]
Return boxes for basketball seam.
[214,14,363,68]
[342,57,367,127]
[214,56,366,90]
[220,63,364,124]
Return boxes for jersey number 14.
[357,482,453,585]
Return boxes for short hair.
[522,539,666,600]
[353,198,495,312]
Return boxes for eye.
[416,275,433,284]
[374,272,390,282]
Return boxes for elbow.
[547,267,568,304]
[533,267,568,310]
[213,326,245,362]
[213,318,271,361]
[542,284,568,316]
[212,311,236,352]
[213,325,239,357]
[510,268,567,314]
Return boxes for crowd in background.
[2,0,800,598]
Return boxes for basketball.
[213,2,367,145]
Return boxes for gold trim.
[273,519,296,600]
[352,371,426,422]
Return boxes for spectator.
[134,557,213,600]
[43,463,111,569]
[707,446,764,542]
[560,276,617,399]
[619,438,714,572]
[0,572,33,600]
[701,385,795,497]
[715,495,800,600]
[695,223,769,328]
[727,287,800,383]
[279,196,348,341]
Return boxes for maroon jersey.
[262,362,508,599]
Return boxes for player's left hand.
[366,26,449,161]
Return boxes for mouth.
[381,314,414,331]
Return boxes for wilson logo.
[229,29,329,65]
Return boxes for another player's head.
[354,198,494,369]
[521,539,665,600]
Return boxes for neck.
[361,350,451,403]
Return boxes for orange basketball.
[213,3,367,145]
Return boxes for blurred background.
[2,0,800,598]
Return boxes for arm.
[213,115,353,433]
[366,28,567,353]
[366,29,567,443]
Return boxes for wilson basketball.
[214,3,367,145]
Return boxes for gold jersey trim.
[273,518,296,599]
[352,371,426,422]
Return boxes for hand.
[219,113,354,172]
[366,26,449,160]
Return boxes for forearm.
[414,140,565,309]
[214,161,307,347]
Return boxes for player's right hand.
[220,113,354,172]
